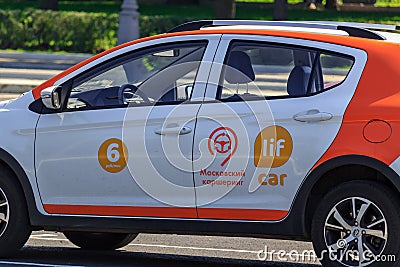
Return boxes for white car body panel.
[0,93,46,213]
[35,35,221,214]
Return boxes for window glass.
[66,42,207,110]
[218,42,354,101]
[320,54,353,90]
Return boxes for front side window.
[218,41,354,101]
[66,42,207,110]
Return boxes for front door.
[35,36,220,218]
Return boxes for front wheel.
[0,166,31,257]
[64,231,138,250]
[312,181,400,267]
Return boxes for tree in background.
[273,0,287,20]
[213,0,287,21]
[167,0,199,3]
[325,0,338,9]
[214,0,236,19]
[40,0,58,10]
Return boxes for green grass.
[138,3,213,17]
[141,3,400,24]
[0,1,213,16]
[237,0,302,3]
[0,0,400,24]
[375,0,400,7]
[288,10,400,23]
[2,48,74,54]
[0,0,121,13]
[237,0,400,6]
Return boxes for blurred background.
[1,0,400,54]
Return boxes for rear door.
[193,34,367,220]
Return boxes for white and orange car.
[0,20,400,266]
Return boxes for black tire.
[64,231,138,250]
[0,166,31,257]
[312,181,400,267]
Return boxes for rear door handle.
[155,126,192,135]
[293,110,333,122]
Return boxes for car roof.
[203,25,349,36]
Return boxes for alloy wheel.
[0,187,9,237]
[324,196,387,267]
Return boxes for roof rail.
[168,20,390,40]
[300,21,400,31]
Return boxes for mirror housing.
[40,86,62,110]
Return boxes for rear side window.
[320,54,354,90]
[217,41,354,100]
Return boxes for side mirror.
[40,86,62,110]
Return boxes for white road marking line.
[28,236,318,263]
[30,236,259,254]
[128,243,260,254]
[129,244,319,263]
[30,237,69,242]
[0,261,85,267]
[31,234,60,237]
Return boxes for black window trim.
[306,51,322,95]
[216,40,355,103]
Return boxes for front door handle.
[155,126,192,135]
[293,109,333,122]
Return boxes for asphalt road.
[0,231,322,267]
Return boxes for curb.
[0,50,89,94]
[0,50,92,62]
[0,50,92,70]
[0,84,37,94]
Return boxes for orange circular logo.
[254,126,293,168]
[98,138,128,173]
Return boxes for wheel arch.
[293,154,400,239]
[0,148,39,226]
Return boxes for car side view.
[1,20,400,267]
